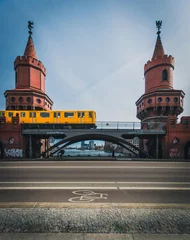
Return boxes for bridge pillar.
[29,135,32,159]
[156,135,159,159]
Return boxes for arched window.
[162,69,168,81]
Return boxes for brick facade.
[0,27,52,158]
[136,24,190,160]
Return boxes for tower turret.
[136,21,185,123]
[4,21,53,110]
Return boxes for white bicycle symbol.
[68,190,108,203]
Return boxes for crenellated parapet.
[144,55,174,74]
[14,56,46,76]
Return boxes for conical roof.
[24,36,37,59]
[152,35,165,59]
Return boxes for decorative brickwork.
[4,29,53,111]
[136,23,184,123]
[135,21,189,159]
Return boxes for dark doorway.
[0,141,4,159]
[184,141,190,160]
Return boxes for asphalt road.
[0,160,189,204]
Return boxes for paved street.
[0,160,190,237]
[0,160,189,204]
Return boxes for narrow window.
[162,69,168,81]
[54,112,60,118]
[8,112,13,117]
[0,112,5,117]
[29,112,36,118]
[20,112,26,117]
[15,71,18,86]
[184,119,188,125]
[89,112,93,118]
[78,112,84,118]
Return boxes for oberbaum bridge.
[0,21,190,160]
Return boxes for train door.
[78,112,84,124]
[29,112,36,123]
[53,112,61,124]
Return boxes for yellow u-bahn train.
[0,110,97,129]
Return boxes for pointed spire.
[24,36,37,59]
[24,21,37,59]
[152,20,165,59]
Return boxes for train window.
[89,112,93,118]
[20,112,26,117]
[0,112,5,117]
[8,112,13,117]
[40,112,50,118]
[64,112,74,118]
[29,112,36,118]
[78,112,84,118]
[54,112,60,118]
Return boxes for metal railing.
[21,121,166,131]
[96,121,166,130]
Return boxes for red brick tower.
[136,21,185,123]
[4,21,53,110]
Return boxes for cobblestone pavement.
[0,208,190,234]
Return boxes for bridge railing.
[21,121,166,131]
[96,121,166,130]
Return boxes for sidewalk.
[0,233,190,239]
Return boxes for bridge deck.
[21,124,166,137]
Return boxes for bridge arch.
[42,133,150,158]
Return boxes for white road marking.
[68,190,108,203]
[119,187,190,190]
[118,182,190,184]
[0,187,116,190]
[0,182,115,184]
[0,166,189,169]
[0,186,189,190]
[0,181,190,184]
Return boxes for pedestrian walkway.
[0,233,190,239]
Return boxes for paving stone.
[84,233,133,239]
[0,233,38,240]
[0,233,84,240]
[133,234,190,240]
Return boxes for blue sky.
[0,0,189,122]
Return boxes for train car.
[0,110,96,129]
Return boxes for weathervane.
[156,20,162,36]
[28,21,34,36]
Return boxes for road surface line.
[117,182,190,184]
[0,186,190,190]
[0,166,189,169]
[119,187,190,190]
[0,181,115,184]
[0,187,117,190]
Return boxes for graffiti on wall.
[4,148,23,158]
[169,148,180,158]
[8,137,15,145]
[172,137,180,145]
